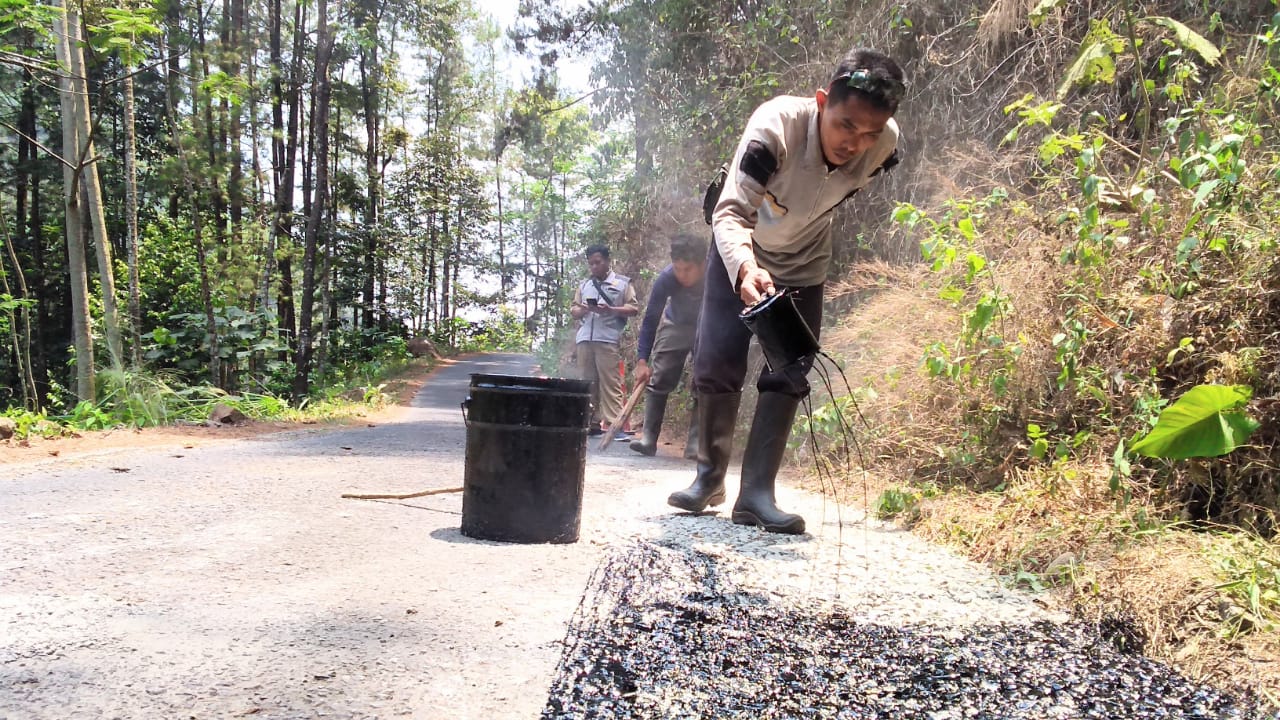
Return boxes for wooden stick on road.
[342,486,463,500]
[598,383,647,452]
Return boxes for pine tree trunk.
[123,74,143,366]
[62,0,123,367]
[55,2,94,401]
[292,0,333,401]
[496,162,505,305]
[272,0,305,349]
[359,38,379,331]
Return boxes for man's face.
[587,252,610,280]
[671,259,705,288]
[815,90,894,167]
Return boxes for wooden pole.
[598,383,646,452]
[342,486,463,500]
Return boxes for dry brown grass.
[976,0,1041,57]
[1071,534,1280,704]
[803,184,1280,704]
[911,456,1280,697]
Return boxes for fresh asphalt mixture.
[542,543,1275,719]
[2,353,1276,718]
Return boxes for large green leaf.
[1147,16,1221,66]
[1130,385,1259,459]
[1056,41,1116,99]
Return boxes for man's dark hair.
[669,233,708,264]
[584,244,610,259]
[827,48,906,113]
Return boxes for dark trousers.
[647,317,696,396]
[691,245,824,398]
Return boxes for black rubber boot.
[629,392,667,456]
[732,392,806,534]
[683,408,699,460]
[667,392,740,512]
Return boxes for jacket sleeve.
[619,279,640,314]
[711,102,788,287]
[636,271,673,361]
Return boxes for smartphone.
[586,298,598,307]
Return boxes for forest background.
[1,0,1278,706]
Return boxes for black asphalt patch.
[543,542,1276,720]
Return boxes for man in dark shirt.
[629,234,707,458]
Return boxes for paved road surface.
[1,353,691,719]
[7,353,1247,719]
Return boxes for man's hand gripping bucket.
[739,289,820,396]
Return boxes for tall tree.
[98,3,160,366]
[54,0,95,399]
[292,0,334,400]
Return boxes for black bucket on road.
[463,374,593,428]
[460,374,590,544]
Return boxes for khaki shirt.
[713,95,900,287]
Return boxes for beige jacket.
[712,95,900,287]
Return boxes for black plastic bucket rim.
[463,374,593,429]
[469,373,590,395]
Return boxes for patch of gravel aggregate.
[542,542,1277,720]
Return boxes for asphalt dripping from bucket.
[542,542,1276,720]
[799,351,872,592]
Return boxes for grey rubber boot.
[731,392,806,534]
[667,392,740,512]
[629,392,667,456]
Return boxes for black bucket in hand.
[739,290,820,372]
[460,374,590,544]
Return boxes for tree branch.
[0,121,76,169]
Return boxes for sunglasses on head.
[832,69,907,106]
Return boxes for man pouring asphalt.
[667,47,906,534]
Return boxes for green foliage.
[1057,16,1222,98]
[1129,385,1260,459]
[1147,16,1221,66]
[893,190,1020,409]
[93,367,185,427]
[0,0,59,48]
[1208,534,1280,637]
[0,407,59,438]
[1056,19,1127,98]
[875,486,920,520]
[894,6,1279,521]
[792,388,876,450]
[65,400,116,431]
[143,306,288,390]
[88,5,161,67]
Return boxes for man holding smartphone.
[570,244,640,436]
